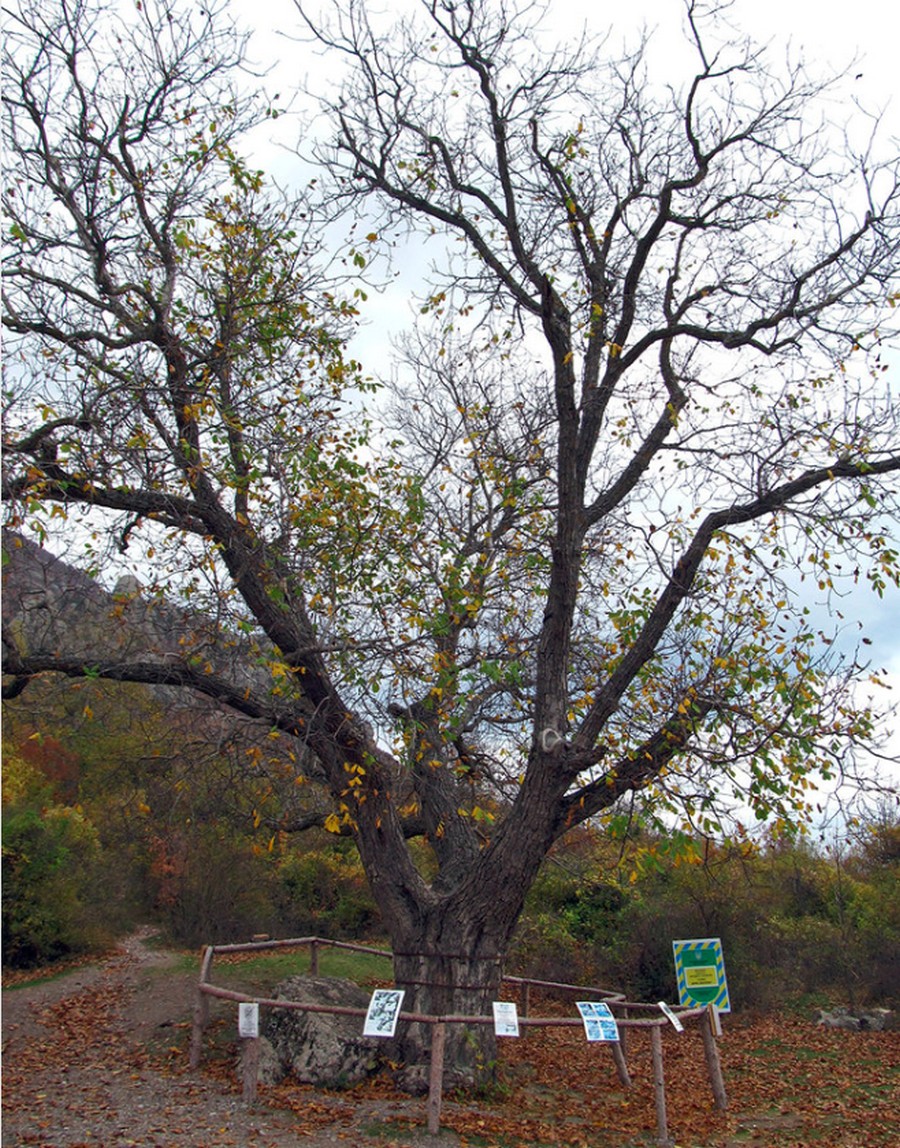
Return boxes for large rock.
[815,1006,897,1032]
[260,975,381,1087]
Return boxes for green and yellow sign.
[672,937,731,1012]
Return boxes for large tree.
[3,0,899,1086]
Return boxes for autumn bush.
[274,842,382,940]
[510,824,900,1009]
[1,753,110,967]
[2,673,896,1008]
[145,823,282,947]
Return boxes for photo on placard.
[576,1000,619,1042]
[363,988,405,1038]
[584,1018,603,1042]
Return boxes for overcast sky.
[231,0,900,125]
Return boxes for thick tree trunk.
[387,910,511,1094]
[350,738,561,1094]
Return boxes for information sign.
[492,1001,520,1037]
[672,937,731,1012]
[576,1001,620,1042]
[363,989,405,1038]
[238,1002,259,1038]
[658,1001,684,1032]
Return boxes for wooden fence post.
[241,1037,260,1104]
[189,945,214,1070]
[617,1005,629,1058]
[309,939,319,975]
[189,989,209,1070]
[650,1025,673,1148]
[611,1037,632,1088]
[701,1004,728,1111]
[427,1022,446,1136]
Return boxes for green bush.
[2,801,104,967]
[511,859,630,987]
[507,910,591,985]
[512,821,900,1011]
[275,844,381,939]
[563,881,627,944]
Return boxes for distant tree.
[3,0,899,1086]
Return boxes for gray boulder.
[816,1007,862,1031]
[261,975,381,1088]
[815,1006,897,1032]
[250,1036,284,1086]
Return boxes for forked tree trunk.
[351,741,558,1093]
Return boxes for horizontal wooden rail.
[210,937,392,957]
[191,934,726,1146]
[198,980,704,1028]
[502,973,625,1000]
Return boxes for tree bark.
[389,909,509,1093]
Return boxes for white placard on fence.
[658,1001,684,1032]
[238,1002,259,1038]
[492,1001,520,1037]
[363,988,405,1038]
[576,1000,619,1043]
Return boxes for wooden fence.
[189,935,726,1148]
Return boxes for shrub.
[507,910,591,985]
[275,844,381,939]
[2,800,104,967]
[147,824,279,947]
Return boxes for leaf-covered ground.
[2,934,897,1147]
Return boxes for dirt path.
[1,931,455,1148]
